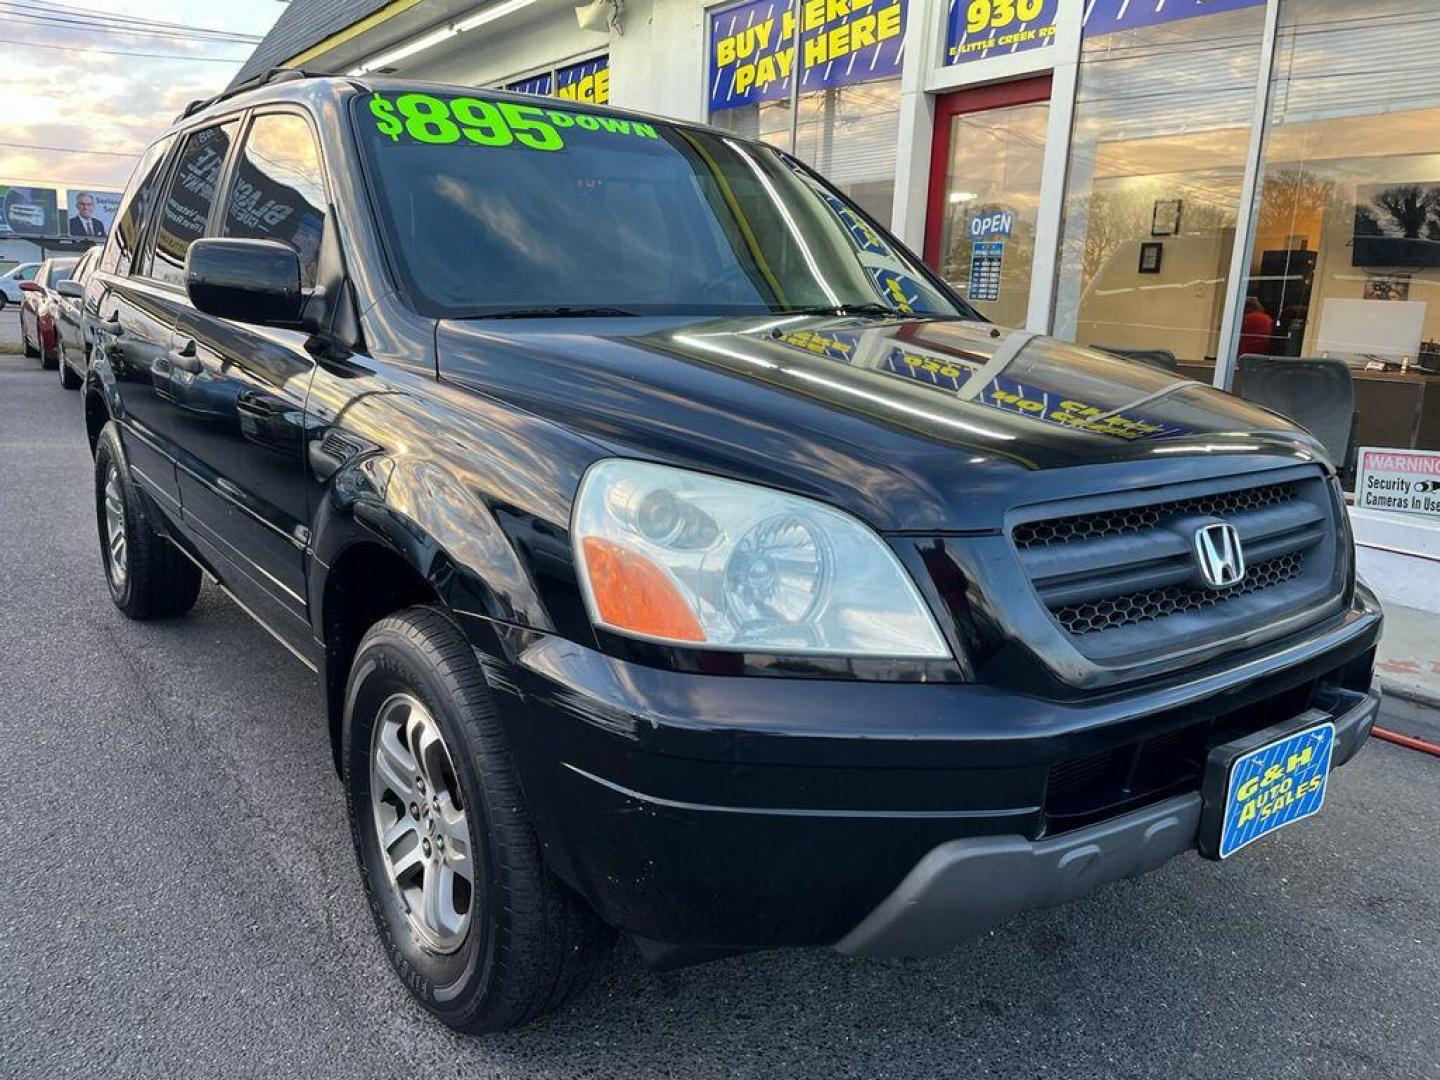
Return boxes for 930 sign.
[965,0,1043,33]
[946,0,1056,64]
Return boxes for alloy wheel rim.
[369,692,474,953]
[103,466,127,587]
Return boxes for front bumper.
[490,590,1382,956]
[837,686,1378,957]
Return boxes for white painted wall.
[395,0,713,123]
[397,0,609,86]
[608,0,709,121]
[1352,507,1440,614]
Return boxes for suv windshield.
[353,89,976,321]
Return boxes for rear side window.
[102,134,174,277]
[222,112,327,288]
[149,122,237,288]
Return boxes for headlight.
[571,459,950,658]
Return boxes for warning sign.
[1355,447,1440,518]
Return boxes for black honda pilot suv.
[83,71,1382,1031]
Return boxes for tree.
[1372,184,1437,239]
[1259,169,1338,235]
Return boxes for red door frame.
[922,74,1053,269]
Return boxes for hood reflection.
[746,319,1203,443]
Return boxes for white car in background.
[0,262,40,310]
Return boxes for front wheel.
[344,607,612,1032]
[93,423,201,619]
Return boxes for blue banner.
[506,72,553,95]
[709,0,906,113]
[1083,0,1265,37]
[883,345,976,392]
[977,374,1190,440]
[555,55,609,104]
[945,0,1058,66]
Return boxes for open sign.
[968,210,1014,239]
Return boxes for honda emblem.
[1194,522,1246,589]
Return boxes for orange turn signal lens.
[581,536,707,643]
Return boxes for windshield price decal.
[368,92,658,150]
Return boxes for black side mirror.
[56,280,84,299]
[185,238,305,328]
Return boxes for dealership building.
[233,0,1440,610]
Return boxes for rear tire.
[344,607,612,1032]
[40,333,57,369]
[94,423,201,620]
[23,326,38,358]
[59,342,81,389]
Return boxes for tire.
[40,331,57,370]
[343,607,612,1032]
[94,423,201,620]
[59,341,81,389]
[23,322,38,358]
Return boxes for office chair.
[1234,354,1357,472]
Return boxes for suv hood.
[437,314,1325,532]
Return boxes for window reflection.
[934,99,1049,328]
[223,114,328,288]
[1053,7,1267,379]
[151,123,236,288]
[1239,0,1440,478]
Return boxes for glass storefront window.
[1239,0,1440,479]
[711,97,793,150]
[930,94,1049,327]
[1052,6,1268,380]
[707,0,904,223]
[793,81,901,223]
[714,81,903,223]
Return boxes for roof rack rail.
[175,67,313,123]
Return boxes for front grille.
[1054,551,1305,635]
[1010,470,1342,664]
[1013,481,1298,549]
[1043,677,1321,835]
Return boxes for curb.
[1378,676,1440,712]
[1375,678,1440,748]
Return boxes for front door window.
[926,80,1050,328]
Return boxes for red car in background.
[19,256,78,369]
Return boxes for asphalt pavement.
[1,348,1437,1080]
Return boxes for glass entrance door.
[924,77,1051,327]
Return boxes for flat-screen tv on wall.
[1353,182,1440,267]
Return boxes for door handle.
[236,392,281,417]
[167,338,201,374]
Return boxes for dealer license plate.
[1216,721,1336,859]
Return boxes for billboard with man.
[66,190,120,239]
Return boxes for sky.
[0,0,285,190]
